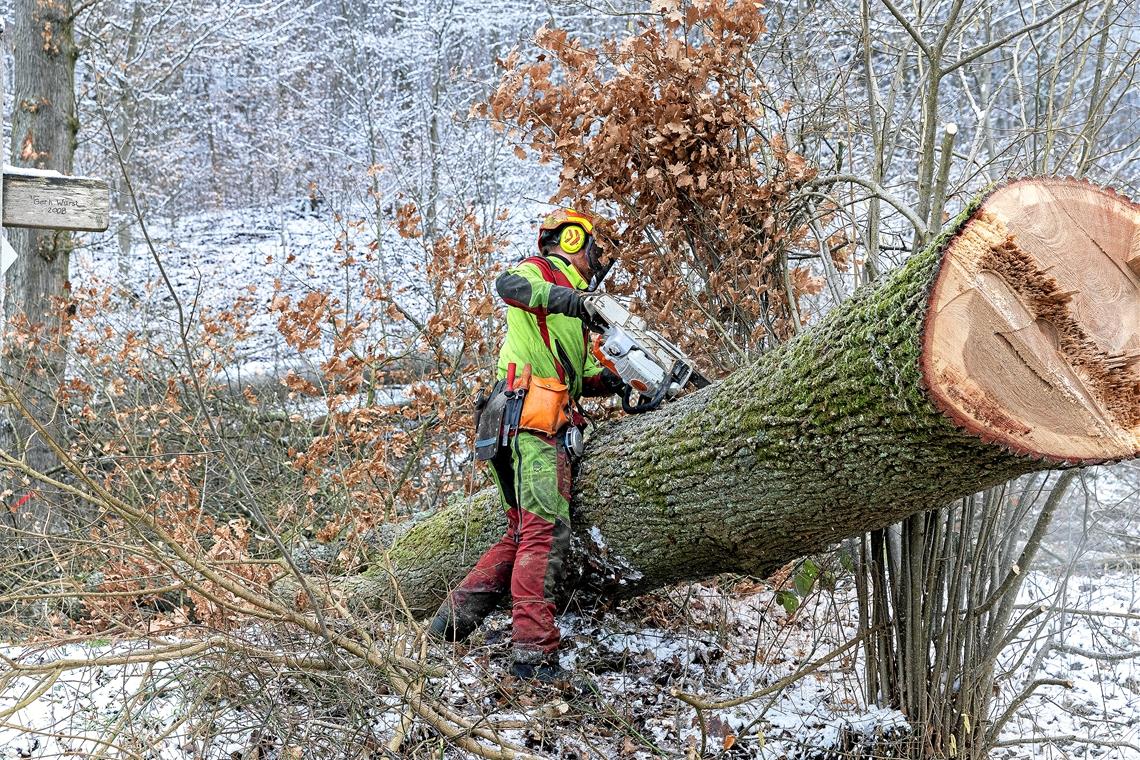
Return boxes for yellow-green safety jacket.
[494,254,607,399]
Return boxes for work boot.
[509,655,569,684]
[426,611,450,642]
[426,603,465,643]
[509,649,592,695]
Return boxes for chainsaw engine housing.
[589,295,701,412]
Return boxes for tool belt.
[473,373,572,462]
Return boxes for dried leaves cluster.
[3,204,508,632]
[270,206,506,551]
[483,0,838,369]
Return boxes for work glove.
[599,368,625,395]
[582,367,627,398]
[548,287,604,329]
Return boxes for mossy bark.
[342,200,1094,617]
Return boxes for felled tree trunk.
[344,178,1140,617]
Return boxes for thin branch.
[943,0,1088,75]
[808,174,928,236]
[992,735,1140,753]
[876,0,933,60]
[989,677,1074,738]
[1013,605,1140,622]
[1052,642,1140,662]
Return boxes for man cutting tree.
[427,208,623,683]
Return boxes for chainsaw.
[585,293,710,414]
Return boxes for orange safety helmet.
[536,208,598,253]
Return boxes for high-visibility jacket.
[494,254,604,400]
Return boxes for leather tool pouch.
[474,380,507,461]
[519,376,571,436]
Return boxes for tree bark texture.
[2,0,78,534]
[339,179,1140,617]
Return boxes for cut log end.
[924,178,1140,464]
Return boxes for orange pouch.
[519,376,571,436]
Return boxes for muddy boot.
[509,652,568,683]
[426,601,475,643]
[509,649,593,696]
[425,609,451,642]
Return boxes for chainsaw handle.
[619,360,687,414]
[621,385,664,414]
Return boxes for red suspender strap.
[523,256,571,288]
[522,256,569,384]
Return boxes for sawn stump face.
[924,179,1140,463]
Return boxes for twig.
[876,0,934,60]
[991,734,1140,752]
[94,94,334,642]
[807,174,928,236]
[943,0,1089,75]
[1052,642,1140,662]
[670,628,869,710]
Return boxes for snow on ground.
[994,572,1140,759]
[70,199,547,379]
[0,639,247,759]
[4,570,1140,758]
[72,206,410,381]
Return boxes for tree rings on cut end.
[923,178,1140,464]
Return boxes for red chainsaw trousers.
[431,432,572,656]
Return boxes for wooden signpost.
[0,169,111,275]
[0,21,110,276]
[2,170,110,233]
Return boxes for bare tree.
[785,0,1140,755]
[2,0,80,539]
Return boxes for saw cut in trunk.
[332,178,1140,617]
[923,178,1140,463]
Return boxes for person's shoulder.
[511,257,555,279]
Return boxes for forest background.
[0,0,1138,758]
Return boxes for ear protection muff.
[558,224,588,254]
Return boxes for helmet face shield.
[584,235,604,274]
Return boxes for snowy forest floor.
[2,566,1140,759]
